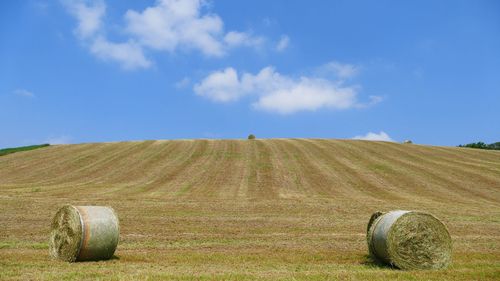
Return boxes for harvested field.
[0,139,499,280]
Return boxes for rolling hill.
[0,139,499,280]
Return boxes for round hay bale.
[49,205,119,262]
[366,210,452,270]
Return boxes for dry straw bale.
[367,210,452,270]
[49,205,119,262]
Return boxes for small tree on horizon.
[248,134,256,140]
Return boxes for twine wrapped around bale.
[49,205,119,262]
[366,210,452,270]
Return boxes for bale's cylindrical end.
[49,205,83,262]
[49,205,119,262]
[367,210,452,270]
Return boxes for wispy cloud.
[353,131,394,142]
[175,77,191,89]
[194,63,381,114]
[355,95,384,108]
[14,89,35,98]
[276,35,289,52]
[90,36,151,70]
[45,135,72,145]
[32,0,50,13]
[317,61,359,79]
[62,0,272,69]
[224,31,264,49]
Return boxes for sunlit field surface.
[1,139,499,280]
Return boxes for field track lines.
[172,140,225,198]
[3,143,116,189]
[124,140,199,195]
[53,142,167,195]
[37,143,139,185]
[199,140,246,199]
[1,139,498,204]
[336,140,483,203]
[102,141,180,187]
[39,143,158,196]
[267,139,309,199]
[312,139,412,201]
[222,140,252,199]
[303,139,423,202]
[369,142,500,204]
[245,140,280,199]
[229,141,252,199]
[279,139,358,199]
[317,139,473,203]
[417,146,500,173]
[140,140,211,196]
[123,141,195,190]
[179,140,243,199]
[290,139,353,199]
[64,142,157,183]
[80,141,157,185]
[0,143,99,184]
[371,141,498,204]
[431,145,500,164]
[0,143,88,169]
[235,141,252,199]
[375,142,500,183]
[65,142,179,197]
[96,141,176,185]
[140,140,201,190]
[289,139,397,201]
[159,140,222,198]
[0,143,85,176]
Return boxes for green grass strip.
[0,144,50,157]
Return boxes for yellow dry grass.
[0,139,499,280]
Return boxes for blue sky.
[1,0,499,147]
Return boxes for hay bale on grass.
[366,210,452,270]
[49,205,119,262]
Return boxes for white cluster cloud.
[62,0,150,69]
[62,0,105,39]
[194,67,242,102]
[125,0,225,56]
[353,131,394,142]
[62,0,270,69]
[194,62,381,114]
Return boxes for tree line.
[458,142,500,150]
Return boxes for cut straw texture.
[49,205,119,262]
[367,210,452,270]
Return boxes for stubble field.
[0,139,499,280]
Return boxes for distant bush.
[458,142,500,150]
[0,144,50,157]
[248,134,256,140]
